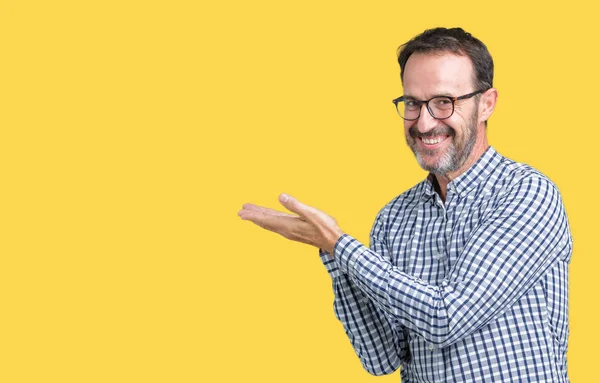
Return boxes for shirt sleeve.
[334,174,573,349]
[319,208,410,376]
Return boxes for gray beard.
[416,129,476,175]
[410,109,478,176]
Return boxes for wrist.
[325,230,345,255]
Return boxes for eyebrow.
[404,91,455,100]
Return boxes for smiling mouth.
[420,135,450,145]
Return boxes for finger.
[240,211,300,234]
[240,203,296,218]
[239,207,322,247]
[255,214,316,245]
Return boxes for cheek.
[451,105,477,127]
[444,116,467,135]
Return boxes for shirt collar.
[421,173,438,200]
[420,146,502,200]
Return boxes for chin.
[416,154,456,175]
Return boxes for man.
[238,27,572,382]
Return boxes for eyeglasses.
[392,89,487,121]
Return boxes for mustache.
[409,126,455,139]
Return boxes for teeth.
[422,136,445,145]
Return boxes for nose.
[415,103,438,133]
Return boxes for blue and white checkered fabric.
[320,146,573,382]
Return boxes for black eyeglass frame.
[392,89,488,121]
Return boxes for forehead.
[402,52,475,97]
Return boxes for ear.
[479,88,498,124]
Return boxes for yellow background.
[1,0,596,381]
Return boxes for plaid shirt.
[319,146,572,382]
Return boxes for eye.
[432,97,453,109]
[405,100,419,109]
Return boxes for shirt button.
[429,344,435,351]
[435,254,445,261]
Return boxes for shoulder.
[491,155,562,201]
[486,154,573,253]
[480,154,570,243]
[372,178,429,229]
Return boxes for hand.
[237,193,345,254]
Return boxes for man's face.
[402,52,483,176]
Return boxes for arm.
[333,175,572,348]
[320,209,409,376]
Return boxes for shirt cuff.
[318,234,349,279]
[319,248,342,278]
[333,234,369,277]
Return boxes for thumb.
[279,193,316,220]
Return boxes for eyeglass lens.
[397,97,454,120]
